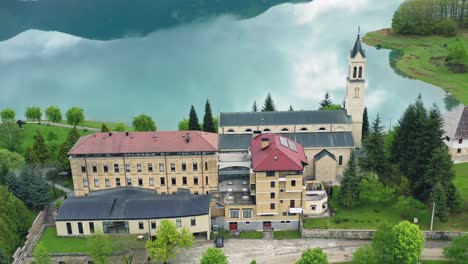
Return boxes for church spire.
[350,27,365,59]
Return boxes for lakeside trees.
[392,0,468,36]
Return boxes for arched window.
[338,155,343,166]
[227,129,235,133]
[358,67,363,78]
[354,87,360,98]
[300,128,308,131]
[263,128,271,132]
[281,128,289,132]
[353,67,357,78]
[245,129,253,133]
[318,127,326,131]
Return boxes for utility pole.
[430,201,435,231]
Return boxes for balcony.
[305,193,327,202]
[289,207,303,214]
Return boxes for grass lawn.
[363,29,468,104]
[48,185,66,201]
[57,120,133,131]
[273,230,301,240]
[303,187,468,231]
[420,261,453,264]
[453,163,468,201]
[239,231,263,239]
[38,227,145,254]
[215,229,231,239]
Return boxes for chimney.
[109,132,112,137]
[125,131,129,136]
[185,133,191,144]
[261,137,270,150]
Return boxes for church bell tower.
[345,28,366,147]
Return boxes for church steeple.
[350,27,365,59]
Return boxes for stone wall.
[301,227,468,241]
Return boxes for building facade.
[55,188,211,239]
[68,131,219,196]
[444,105,468,161]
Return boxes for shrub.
[434,19,458,37]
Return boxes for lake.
[0,0,450,129]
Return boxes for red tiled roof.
[250,134,308,172]
[68,131,219,155]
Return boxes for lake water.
[0,0,449,129]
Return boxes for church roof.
[219,110,351,127]
[444,105,468,139]
[314,149,336,161]
[350,33,366,59]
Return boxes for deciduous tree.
[101,123,110,132]
[386,221,424,264]
[0,149,24,184]
[113,122,126,132]
[25,106,42,121]
[188,105,201,131]
[0,108,15,123]
[443,234,468,264]
[352,245,377,264]
[296,248,328,264]
[319,92,332,110]
[262,93,276,112]
[178,118,189,131]
[33,243,51,264]
[200,248,228,264]
[132,114,156,131]
[0,122,21,152]
[65,107,84,126]
[146,220,194,264]
[87,232,113,264]
[45,106,62,123]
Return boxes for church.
[218,32,367,186]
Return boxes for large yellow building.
[68,131,219,196]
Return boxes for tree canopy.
[0,149,24,184]
[101,123,110,132]
[361,114,386,177]
[0,122,21,152]
[203,100,216,133]
[443,234,468,264]
[188,105,201,131]
[296,248,328,264]
[87,232,113,264]
[65,107,85,126]
[0,108,15,123]
[33,243,51,264]
[178,118,189,131]
[113,122,126,132]
[262,93,276,112]
[200,248,228,264]
[7,167,50,209]
[25,106,42,121]
[362,107,369,140]
[45,106,62,123]
[338,151,361,208]
[132,114,157,131]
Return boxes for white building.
[443,105,468,162]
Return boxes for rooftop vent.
[109,132,112,137]
[185,133,191,144]
[125,131,129,136]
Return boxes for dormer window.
[459,138,463,144]
[263,128,271,132]
[318,127,326,131]
[281,128,289,132]
[300,128,308,131]
[245,129,253,133]
[227,129,235,133]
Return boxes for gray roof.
[220,132,354,150]
[350,34,365,59]
[56,187,210,221]
[315,149,336,161]
[219,110,351,127]
[444,105,468,139]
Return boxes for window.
[300,127,308,131]
[457,148,462,153]
[138,177,143,186]
[78,222,83,234]
[230,210,240,219]
[171,177,176,185]
[191,218,196,226]
[89,222,95,233]
[459,138,463,144]
[193,162,198,171]
[353,66,357,78]
[83,179,88,187]
[358,66,363,78]
[105,178,110,187]
[116,178,121,187]
[176,219,182,228]
[194,176,199,185]
[281,128,289,132]
[66,222,72,235]
[159,163,165,172]
[227,129,235,133]
[205,176,209,185]
[338,155,343,165]
[170,163,176,172]
[137,163,142,172]
[181,162,187,171]
[114,164,120,173]
[245,129,253,133]
[92,164,97,173]
[318,127,326,131]
[149,177,154,186]
[251,184,256,190]
[127,178,132,186]
[270,192,275,199]
[138,221,144,230]
[151,221,156,229]
[291,180,296,187]
[205,162,208,171]
[270,203,275,209]
[266,171,275,177]
[94,178,99,187]
[312,205,316,211]
[280,200,283,203]
[194,191,199,195]
[103,164,109,173]
[243,209,252,219]
[263,128,271,132]
[270,181,275,188]
[160,177,165,185]
[148,163,153,172]
[125,164,131,172]
[290,200,295,208]
[81,165,86,173]
[354,87,360,97]
[182,177,187,185]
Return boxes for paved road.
[174,239,450,264]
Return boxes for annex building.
[444,105,468,162]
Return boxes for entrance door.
[263,221,272,230]
[229,222,238,231]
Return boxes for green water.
[0,0,449,129]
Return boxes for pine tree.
[338,152,361,208]
[32,131,50,165]
[252,101,258,112]
[362,114,386,177]
[101,123,110,132]
[57,141,72,173]
[431,182,448,222]
[261,93,276,112]
[188,105,201,131]
[362,107,370,140]
[24,147,40,167]
[202,100,215,133]
[288,105,294,111]
[66,128,81,146]
[319,92,332,110]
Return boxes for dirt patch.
[430,56,446,66]
[408,67,428,77]
[446,63,468,73]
